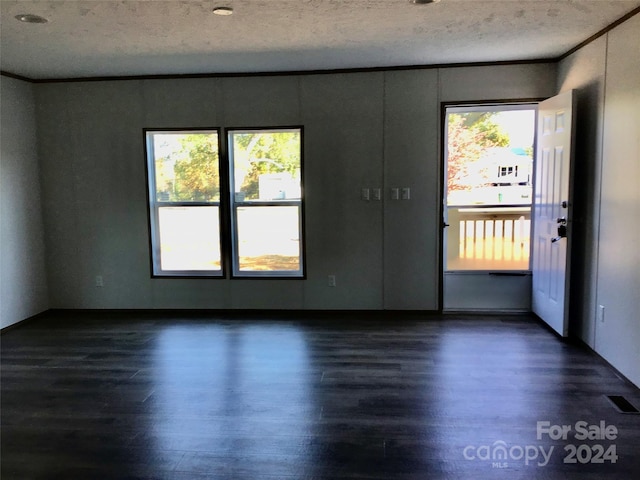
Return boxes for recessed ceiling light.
[411,0,441,4]
[15,13,49,24]
[213,7,233,16]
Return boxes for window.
[145,130,223,276]
[228,128,304,277]
[499,166,515,177]
[145,127,305,278]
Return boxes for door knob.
[552,223,567,243]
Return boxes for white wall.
[595,15,640,387]
[0,76,49,328]
[558,14,640,387]
[557,36,607,346]
[383,69,439,309]
[33,63,555,312]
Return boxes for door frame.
[438,98,546,312]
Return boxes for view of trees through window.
[154,133,220,202]
[445,107,535,271]
[232,131,301,201]
[146,128,304,277]
[150,131,222,274]
[229,129,303,275]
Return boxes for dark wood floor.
[2,311,639,479]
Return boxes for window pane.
[152,132,220,202]
[230,131,301,202]
[236,206,300,272]
[158,207,221,272]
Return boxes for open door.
[532,90,576,336]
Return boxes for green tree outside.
[232,131,301,200]
[154,133,220,202]
[447,112,510,192]
[173,134,220,201]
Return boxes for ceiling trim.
[2,6,638,85]
[557,5,640,61]
[0,70,33,83]
[3,58,554,84]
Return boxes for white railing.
[446,206,531,271]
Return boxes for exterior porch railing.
[446,205,531,271]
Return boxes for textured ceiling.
[1,0,639,79]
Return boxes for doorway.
[443,103,537,311]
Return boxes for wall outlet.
[361,188,370,201]
[95,275,104,287]
[598,304,605,323]
[328,275,336,287]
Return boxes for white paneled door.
[532,90,576,336]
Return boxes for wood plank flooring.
[2,311,639,479]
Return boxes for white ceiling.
[1,0,639,80]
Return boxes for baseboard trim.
[43,308,442,320]
[0,309,51,334]
[573,337,640,391]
